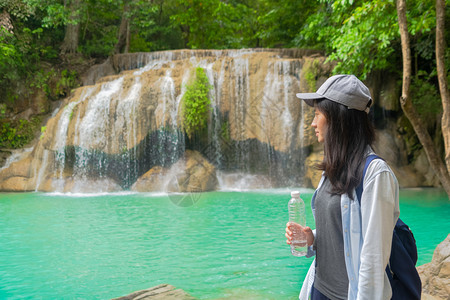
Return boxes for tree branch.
[436,0,450,173]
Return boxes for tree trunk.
[114,3,130,54]
[60,0,81,55]
[436,0,450,174]
[396,0,450,197]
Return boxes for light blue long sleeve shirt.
[299,154,400,300]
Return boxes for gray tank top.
[313,177,349,300]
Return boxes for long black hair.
[315,98,375,198]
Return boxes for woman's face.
[311,107,327,143]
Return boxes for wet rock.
[0,155,35,192]
[131,166,168,192]
[0,177,30,192]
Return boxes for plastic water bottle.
[288,191,307,256]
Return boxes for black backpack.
[356,154,422,300]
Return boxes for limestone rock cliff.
[0,49,326,192]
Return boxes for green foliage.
[0,104,6,116]
[182,67,212,138]
[128,0,184,51]
[27,0,69,28]
[171,0,255,49]
[167,0,319,49]
[255,0,318,47]
[0,117,41,149]
[0,0,34,20]
[55,69,78,98]
[0,28,24,86]
[80,30,117,57]
[295,0,437,79]
[76,0,121,57]
[29,69,51,94]
[40,126,47,140]
[295,0,398,78]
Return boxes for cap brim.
[295,92,324,107]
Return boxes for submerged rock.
[417,234,450,300]
[112,284,196,300]
[132,150,218,193]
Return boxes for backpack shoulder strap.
[356,154,381,203]
[356,154,422,299]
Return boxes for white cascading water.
[231,57,251,172]
[113,77,141,149]
[262,60,294,148]
[281,60,295,147]
[156,67,186,170]
[54,87,95,176]
[34,87,95,191]
[156,69,177,127]
[113,76,142,182]
[64,77,125,192]
[34,149,50,191]
[201,60,223,167]
[76,77,124,152]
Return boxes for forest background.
[0,0,449,193]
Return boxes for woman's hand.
[285,222,314,247]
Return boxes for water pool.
[0,188,448,299]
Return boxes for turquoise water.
[0,188,448,300]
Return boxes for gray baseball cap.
[296,74,372,113]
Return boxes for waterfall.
[231,57,251,173]
[203,60,223,168]
[53,87,95,188]
[0,49,321,192]
[112,76,142,185]
[156,69,177,127]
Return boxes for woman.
[286,75,399,300]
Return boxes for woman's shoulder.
[365,155,397,182]
[365,148,391,171]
